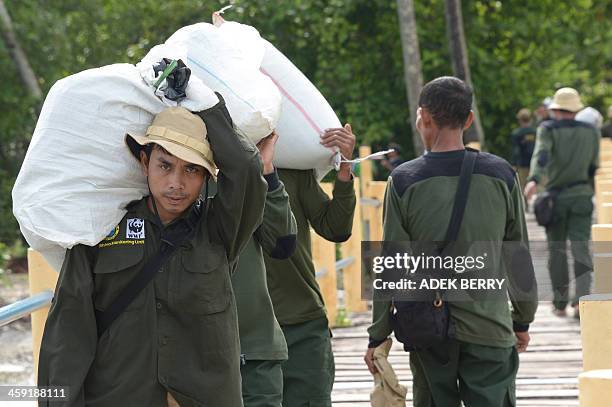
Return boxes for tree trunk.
[0,0,42,99]
[396,0,424,156]
[444,0,484,147]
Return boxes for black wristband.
[513,321,530,332]
[368,337,387,348]
[264,169,280,191]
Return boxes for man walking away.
[524,87,599,319]
[365,77,538,406]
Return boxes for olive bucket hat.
[126,107,217,180]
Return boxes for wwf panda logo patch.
[126,218,145,239]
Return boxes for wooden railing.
[578,137,612,404]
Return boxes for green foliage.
[0,239,26,280]
[461,0,612,157]
[1,0,611,242]
[0,242,8,284]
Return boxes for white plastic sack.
[12,63,217,271]
[166,22,282,143]
[260,39,341,179]
[576,106,603,129]
[204,14,342,179]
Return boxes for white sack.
[166,22,282,142]
[260,39,341,179]
[175,14,342,180]
[12,62,217,271]
[576,106,603,129]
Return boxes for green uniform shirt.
[231,171,297,361]
[38,99,267,407]
[528,119,599,197]
[368,149,538,348]
[263,169,356,325]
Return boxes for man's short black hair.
[418,76,473,129]
[143,143,170,160]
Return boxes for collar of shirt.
[424,148,467,159]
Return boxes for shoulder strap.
[444,150,477,242]
[95,202,202,337]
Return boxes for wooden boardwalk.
[330,212,583,406]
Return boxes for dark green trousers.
[546,195,593,310]
[409,340,518,407]
[280,316,335,407]
[241,359,283,407]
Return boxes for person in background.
[576,107,604,130]
[263,124,357,407]
[227,132,298,407]
[535,97,552,126]
[511,108,537,190]
[381,142,406,171]
[524,87,599,319]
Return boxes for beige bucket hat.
[126,107,217,180]
[549,87,584,113]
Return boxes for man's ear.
[139,149,149,177]
[420,108,433,128]
[463,111,474,131]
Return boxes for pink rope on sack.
[212,5,392,170]
[215,5,322,136]
[259,68,322,135]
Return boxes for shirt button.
[156,302,162,309]
[158,267,164,273]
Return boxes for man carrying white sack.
[211,132,295,407]
[263,124,357,407]
[38,98,268,406]
[203,130,298,407]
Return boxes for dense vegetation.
[1,0,610,245]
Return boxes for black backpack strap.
[444,150,478,242]
[95,202,202,337]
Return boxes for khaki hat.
[549,87,584,112]
[516,108,531,121]
[126,107,217,180]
